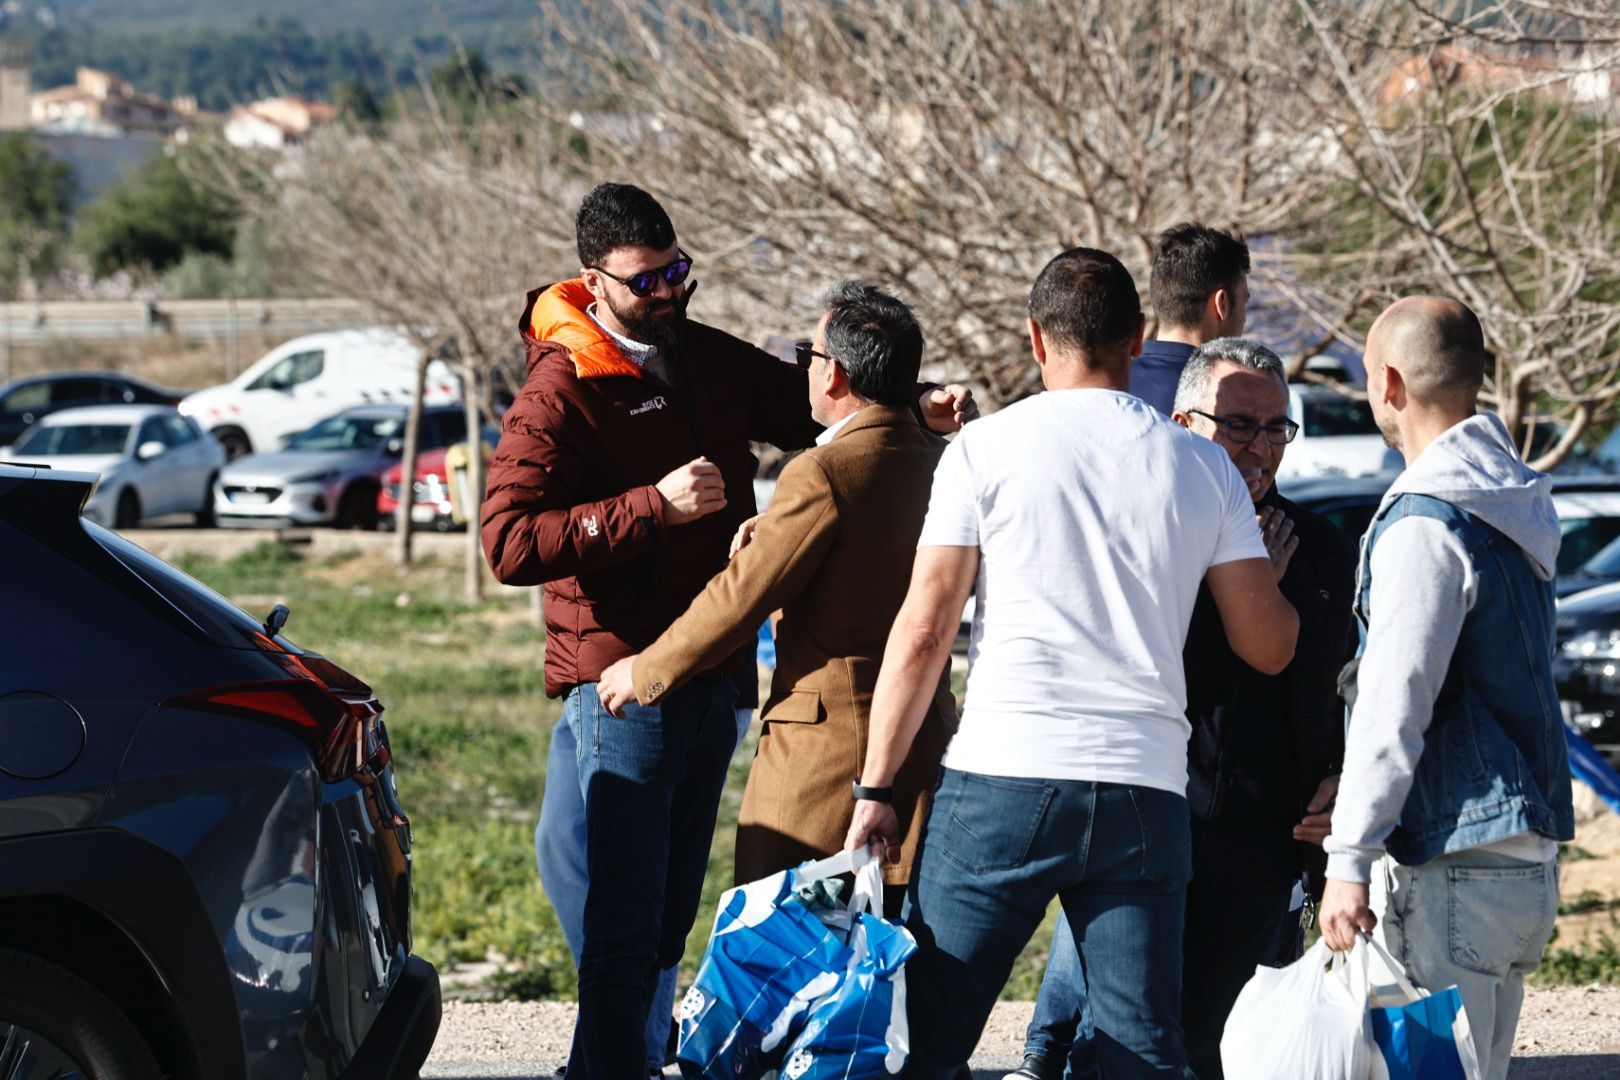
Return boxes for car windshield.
[1301,395,1379,438]
[1581,534,1620,577]
[14,423,130,456]
[287,415,403,451]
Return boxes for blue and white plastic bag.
[1363,934,1481,1080]
[677,847,913,1080]
[779,852,916,1078]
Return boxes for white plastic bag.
[1220,938,1376,1079]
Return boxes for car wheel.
[213,427,251,462]
[0,949,162,1080]
[114,489,141,530]
[336,484,379,530]
[195,473,218,527]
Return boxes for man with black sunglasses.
[481,182,975,1080]
[1009,337,1356,1080]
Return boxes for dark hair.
[1149,223,1250,330]
[575,182,677,268]
[821,281,923,408]
[1027,248,1142,359]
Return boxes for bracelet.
[851,781,894,804]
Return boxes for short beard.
[605,292,685,352]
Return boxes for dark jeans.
[903,769,1194,1079]
[564,675,738,1079]
[1024,820,1299,1080]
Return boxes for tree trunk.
[396,355,429,566]
[462,362,486,604]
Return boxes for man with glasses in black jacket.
[1009,338,1355,1080]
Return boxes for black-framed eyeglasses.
[1187,410,1300,446]
[592,250,693,298]
[793,340,838,370]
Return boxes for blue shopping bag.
[1363,935,1482,1080]
[780,854,917,1079]
[676,848,874,1080]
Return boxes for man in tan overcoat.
[599,281,959,912]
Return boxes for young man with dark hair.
[1131,222,1252,416]
[1009,338,1357,1080]
[1320,297,1574,1080]
[845,248,1297,1077]
[482,184,975,1079]
[597,281,955,915]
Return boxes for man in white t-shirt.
[845,248,1299,1077]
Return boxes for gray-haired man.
[1011,338,1356,1080]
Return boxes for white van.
[179,328,460,460]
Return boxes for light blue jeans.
[1372,849,1559,1080]
[536,699,752,1073]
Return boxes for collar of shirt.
[815,409,861,446]
[586,302,660,367]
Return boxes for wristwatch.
[850,781,894,804]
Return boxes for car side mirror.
[136,440,166,462]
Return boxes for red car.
[378,447,458,532]
[378,431,497,531]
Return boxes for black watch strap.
[851,781,894,804]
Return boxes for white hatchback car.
[0,404,225,527]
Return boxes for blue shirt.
[1128,340,1196,416]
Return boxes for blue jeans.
[1024,823,1299,1079]
[542,677,738,1079]
[537,705,752,1071]
[903,770,1194,1079]
[1373,849,1558,1080]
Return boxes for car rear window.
[16,423,130,456]
[89,524,284,648]
[1301,396,1379,438]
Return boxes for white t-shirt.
[919,389,1268,795]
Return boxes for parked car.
[1553,580,1620,767]
[1274,387,1389,481]
[1281,473,1620,587]
[0,404,224,528]
[0,462,440,1079]
[180,328,460,461]
[377,427,499,532]
[215,404,472,530]
[0,371,185,447]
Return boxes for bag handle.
[847,854,885,919]
[792,845,876,887]
[1360,931,1424,1003]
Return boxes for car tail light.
[164,676,389,783]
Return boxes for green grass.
[171,541,1618,999]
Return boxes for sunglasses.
[793,340,837,369]
[1187,409,1300,446]
[592,250,693,298]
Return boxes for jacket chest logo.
[582,514,600,537]
[629,395,667,416]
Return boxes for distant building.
[1379,45,1617,111]
[224,97,337,151]
[31,67,189,138]
[0,37,28,131]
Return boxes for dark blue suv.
[0,463,440,1079]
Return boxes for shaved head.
[1366,296,1486,406]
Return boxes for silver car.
[214,404,471,529]
[0,404,224,528]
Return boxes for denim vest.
[1357,493,1574,865]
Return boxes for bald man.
[1318,297,1574,1079]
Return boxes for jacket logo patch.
[629,396,667,416]
[583,514,600,537]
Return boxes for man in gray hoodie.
[1319,297,1574,1080]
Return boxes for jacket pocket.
[762,687,824,725]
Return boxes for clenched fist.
[657,457,726,525]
